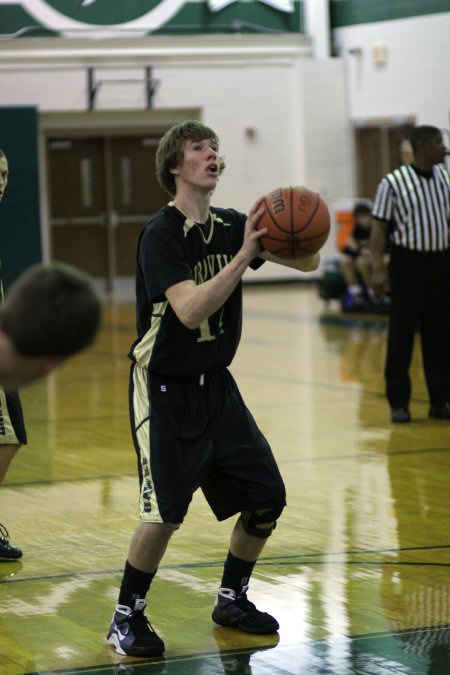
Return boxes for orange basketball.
[257,185,330,258]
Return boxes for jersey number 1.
[197,308,224,343]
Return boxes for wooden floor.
[1,284,450,675]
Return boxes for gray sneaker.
[212,588,279,634]
[107,599,165,657]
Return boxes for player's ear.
[170,146,185,176]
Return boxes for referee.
[371,125,450,423]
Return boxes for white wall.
[0,34,350,280]
[299,59,353,261]
[333,11,450,129]
[2,13,449,284]
[152,60,308,211]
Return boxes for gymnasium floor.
[1,283,450,675]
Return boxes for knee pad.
[241,505,284,539]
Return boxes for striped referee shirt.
[372,164,450,251]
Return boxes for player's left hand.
[243,197,267,256]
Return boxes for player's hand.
[243,197,267,257]
[292,251,320,271]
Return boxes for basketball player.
[0,148,101,561]
[106,120,320,657]
[0,147,28,560]
[0,262,102,390]
[0,262,101,560]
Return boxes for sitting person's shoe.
[429,403,450,420]
[391,407,411,423]
[0,524,22,561]
[107,599,165,657]
[371,294,391,314]
[342,289,368,313]
[212,588,279,635]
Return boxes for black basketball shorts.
[0,388,27,445]
[129,364,286,525]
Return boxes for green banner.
[330,0,450,28]
[0,107,42,289]
[0,0,305,36]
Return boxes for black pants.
[385,247,450,408]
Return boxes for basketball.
[257,186,330,258]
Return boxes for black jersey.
[342,223,371,257]
[352,223,371,248]
[129,203,264,376]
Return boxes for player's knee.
[142,521,180,536]
[241,505,284,539]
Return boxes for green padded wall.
[0,106,42,290]
[330,0,450,28]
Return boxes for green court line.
[245,306,388,330]
[3,544,450,584]
[4,442,450,489]
[262,542,450,558]
[20,622,450,675]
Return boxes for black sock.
[219,550,256,596]
[118,560,157,607]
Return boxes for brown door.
[48,137,109,277]
[47,134,168,290]
[109,136,167,277]
[355,122,415,200]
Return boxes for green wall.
[1,1,448,34]
[330,0,450,27]
[0,107,42,290]
[0,1,305,36]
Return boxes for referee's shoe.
[429,402,450,420]
[107,599,165,657]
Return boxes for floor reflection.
[2,292,450,675]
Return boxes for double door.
[47,134,168,290]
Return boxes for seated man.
[339,202,389,312]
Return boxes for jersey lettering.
[193,253,233,285]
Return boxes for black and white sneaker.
[107,599,165,657]
[212,588,279,635]
[0,523,22,561]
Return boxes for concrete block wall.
[0,36,350,280]
[333,11,450,130]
